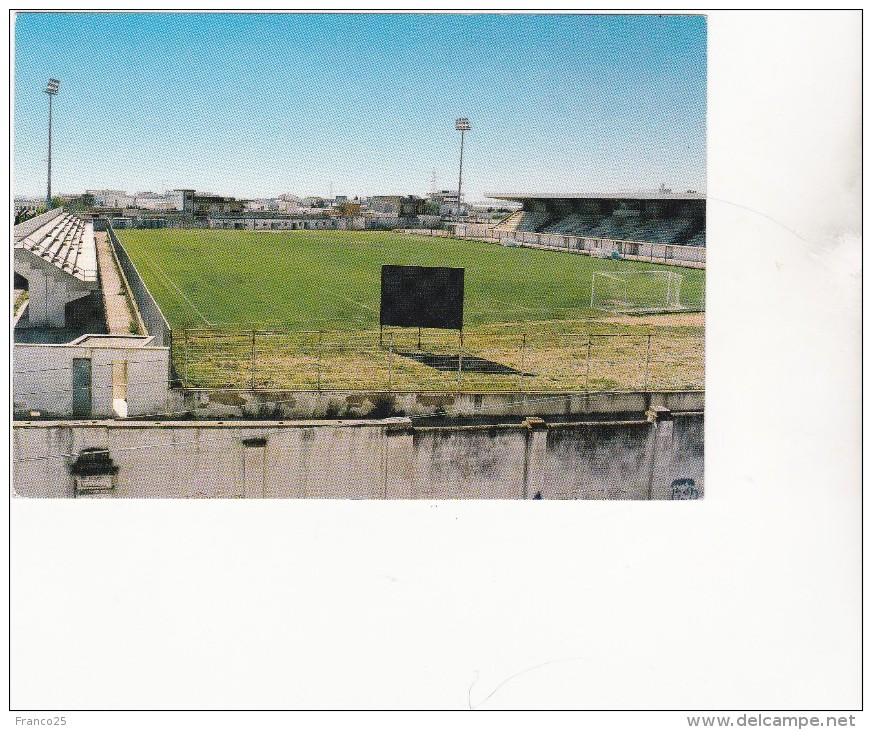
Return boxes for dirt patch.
[601,312,705,327]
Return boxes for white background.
[4,8,863,726]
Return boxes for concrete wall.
[105,223,173,350]
[543,421,655,499]
[12,412,703,500]
[182,388,704,421]
[13,337,175,419]
[411,426,529,499]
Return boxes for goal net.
[590,270,683,313]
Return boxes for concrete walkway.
[95,231,138,334]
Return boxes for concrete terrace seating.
[516,210,550,232]
[543,213,592,234]
[492,210,524,232]
[611,218,690,244]
[493,210,551,233]
[539,213,703,246]
[580,218,615,239]
[14,207,63,242]
[15,212,97,283]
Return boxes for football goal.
[590,270,683,313]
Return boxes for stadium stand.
[542,213,592,235]
[493,210,551,234]
[13,210,99,328]
[15,210,97,282]
[487,192,706,247]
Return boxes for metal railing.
[495,229,706,266]
[401,226,706,268]
[177,328,704,393]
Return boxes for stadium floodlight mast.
[44,78,60,210]
[455,117,470,223]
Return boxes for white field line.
[133,245,213,327]
[313,285,377,323]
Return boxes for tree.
[338,202,361,218]
[338,202,362,228]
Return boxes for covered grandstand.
[13,208,99,329]
[486,191,706,247]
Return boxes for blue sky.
[14,13,706,201]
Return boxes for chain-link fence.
[177,327,704,392]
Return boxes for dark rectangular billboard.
[379,265,465,331]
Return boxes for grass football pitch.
[117,229,705,392]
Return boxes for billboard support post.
[388,332,394,391]
[457,343,463,391]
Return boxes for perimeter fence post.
[519,333,527,390]
[183,328,189,388]
[317,331,323,392]
[644,334,652,391]
[585,336,592,392]
[250,330,256,391]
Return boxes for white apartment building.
[86,189,136,208]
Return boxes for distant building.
[276,198,302,214]
[370,195,426,217]
[427,189,466,217]
[245,198,280,213]
[192,194,244,218]
[207,212,364,231]
[174,189,196,222]
[87,189,136,208]
[134,191,176,210]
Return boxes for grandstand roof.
[484,191,705,202]
[14,209,97,283]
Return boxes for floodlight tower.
[44,78,60,210]
[455,118,470,222]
